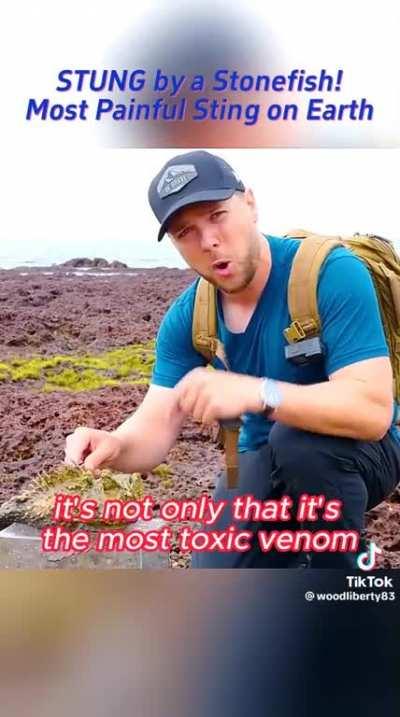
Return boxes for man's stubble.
[198,233,262,296]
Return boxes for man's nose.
[199,226,220,251]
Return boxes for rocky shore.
[0,261,398,567]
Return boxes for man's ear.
[168,234,178,250]
[244,188,258,223]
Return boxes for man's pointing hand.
[175,367,263,424]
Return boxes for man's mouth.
[212,260,232,277]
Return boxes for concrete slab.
[0,521,169,569]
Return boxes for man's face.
[167,190,261,294]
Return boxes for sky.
[1,148,399,267]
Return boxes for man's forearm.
[267,378,392,441]
[175,366,392,441]
[110,416,176,473]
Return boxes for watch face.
[262,379,282,410]
[261,381,269,407]
[271,383,282,409]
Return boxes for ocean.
[1,235,399,271]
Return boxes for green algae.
[0,342,155,392]
[153,463,174,489]
[152,463,172,478]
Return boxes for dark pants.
[191,424,400,569]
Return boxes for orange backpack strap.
[192,278,240,487]
[283,230,342,343]
[192,277,229,367]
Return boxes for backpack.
[192,230,400,486]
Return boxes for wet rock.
[6,336,25,347]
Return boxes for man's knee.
[268,422,368,530]
[268,423,357,478]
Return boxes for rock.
[62,258,93,267]
[61,258,128,269]
[6,336,25,347]
[110,260,128,269]
[92,258,110,268]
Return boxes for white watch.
[259,378,283,417]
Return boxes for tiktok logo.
[357,541,383,571]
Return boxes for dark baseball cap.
[148,150,245,241]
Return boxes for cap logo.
[157,164,198,199]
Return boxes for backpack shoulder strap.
[192,278,239,486]
[283,230,343,343]
[192,278,229,368]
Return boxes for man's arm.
[65,384,186,473]
[175,356,394,442]
[266,248,394,440]
[66,283,203,473]
[265,356,394,441]
[110,384,186,472]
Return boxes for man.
[65,150,400,568]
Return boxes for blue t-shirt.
[152,234,397,450]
